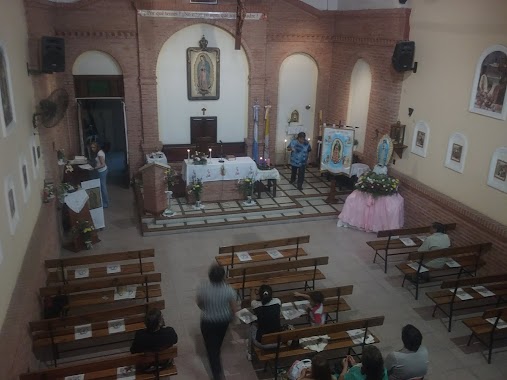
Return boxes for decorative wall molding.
[137,9,265,21]
[55,30,136,39]
[267,34,397,46]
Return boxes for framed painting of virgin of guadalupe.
[320,127,355,175]
[187,36,220,100]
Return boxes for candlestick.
[209,148,212,159]
[187,149,190,160]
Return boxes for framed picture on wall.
[487,147,507,193]
[320,127,355,175]
[444,132,468,173]
[411,120,430,158]
[469,45,507,121]
[0,44,16,137]
[187,36,220,100]
[19,155,31,203]
[4,175,19,235]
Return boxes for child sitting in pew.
[294,291,326,326]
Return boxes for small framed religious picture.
[411,120,430,158]
[187,35,220,100]
[444,132,468,173]
[469,44,507,120]
[4,175,19,235]
[19,156,31,203]
[487,147,507,193]
[389,121,405,146]
[0,44,16,137]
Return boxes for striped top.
[197,281,236,323]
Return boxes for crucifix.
[201,107,207,115]
[235,0,246,50]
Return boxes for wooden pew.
[45,249,155,285]
[367,223,456,273]
[40,273,162,312]
[396,243,492,300]
[30,300,165,366]
[19,346,177,380]
[257,315,385,380]
[217,235,310,273]
[427,273,507,331]
[463,306,507,364]
[227,257,328,299]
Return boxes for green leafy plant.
[164,167,178,190]
[187,177,204,201]
[237,176,255,197]
[72,220,95,242]
[355,171,400,197]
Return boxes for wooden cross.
[235,0,246,50]
[201,107,207,115]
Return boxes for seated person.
[294,291,326,326]
[418,222,451,269]
[384,324,428,380]
[130,308,178,354]
[247,285,281,360]
[338,346,388,380]
[297,355,337,380]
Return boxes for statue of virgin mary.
[374,134,394,175]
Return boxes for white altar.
[182,157,257,183]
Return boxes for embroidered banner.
[138,10,265,20]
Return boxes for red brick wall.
[394,169,507,274]
[0,200,61,379]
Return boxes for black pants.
[201,320,230,380]
[290,165,306,188]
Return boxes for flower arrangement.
[191,151,208,165]
[164,167,178,191]
[237,176,255,197]
[57,182,74,202]
[65,164,74,173]
[72,220,95,243]
[43,183,55,203]
[355,171,400,197]
[188,177,204,201]
[57,149,66,162]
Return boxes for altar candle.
[187,149,190,160]
[209,148,212,159]
[260,156,263,164]
[266,158,271,166]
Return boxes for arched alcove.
[276,54,318,163]
[346,59,372,153]
[72,50,122,75]
[156,24,249,144]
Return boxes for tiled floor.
[64,183,507,380]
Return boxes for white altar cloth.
[182,157,257,183]
[255,168,280,181]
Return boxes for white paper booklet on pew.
[108,318,126,334]
[74,324,92,340]
[74,267,90,279]
[294,300,310,313]
[445,258,461,268]
[267,249,284,259]
[486,317,507,329]
[65,375,85,380]
[472,286,496,297]
[117,365,136,380]
[236,251,252,262]
[400,237,416,246]
[114,285,137,300]
[236,308,257,324]
[407,262,429,273]
[281,303,303,320]
[346,329,375,345]
[449,287,474,300]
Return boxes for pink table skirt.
[337,190,404,232]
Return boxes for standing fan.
[32,88,69,129]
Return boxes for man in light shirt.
[419,222,451,269]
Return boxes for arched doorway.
[276,54,318,164]
[346,59,372,153]
[72,50,129,186]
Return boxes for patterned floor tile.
[221,201,239,208]
[245,214,265,220]
[285,189,303,196]
[186,220,206,225]
[206,218,226,224]
[226,217,245,222]
[301,206,317,214]
[273,197,293,204]
[265,213,283,218]
[302,189,319,195]
[307,198,326,206]
[314,204,336,213]
[282,212,301,217]
[256,199,276,205]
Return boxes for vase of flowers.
[57,149,66,165]
[188,177,204,209]
[191,151,208,165]
[355,171,400,197]
[72,220,95,250]
[163,167,177,217]
[238,176,256,206]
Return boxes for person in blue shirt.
[287,132,312,190]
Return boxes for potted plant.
[163,167,178,217]
[238,176,256,206]
[188,177,204,209]
[72,220,95,250]
[57,149,66,165]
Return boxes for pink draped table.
[337,190,404,232]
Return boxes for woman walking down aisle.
[196,264,237,380]
[90,142,109,208]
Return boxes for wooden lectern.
[140,162,171,215]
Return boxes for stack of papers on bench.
[417,235,427,241]
[267,249,284,259]
[281,303,304,320]
[65,374,85,380]
[347,329,375,345]
[236,308,258,324]
[294,300,310,313]
[400,237,416,246]
[114,285,137,300]
[445,258,461,268]
[486,317,507,329]
[449,287,474,300]
[472,286,496,297]
[236,251,252,262]
[299,335,330,352]
[117,366,136,380]
[407,262,429,273]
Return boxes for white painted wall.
[72,50,122,75]
[0,0,41,327]
[157,24,249,144]
[302,0,408,11]
[346,59,372,153]
[276,54,318,163]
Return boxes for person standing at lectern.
[287,132,312,191]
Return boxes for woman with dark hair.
[338,345,388,380]
[247,285,281,360]
[90,141,109,208]
[196,264,237,380]
[130,308,178,354]
[297,355,336,380]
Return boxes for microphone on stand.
[219,140,225,162]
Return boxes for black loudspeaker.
[41,36,65,73]
[392,41,415,72]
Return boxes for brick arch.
[71,49,124,75]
